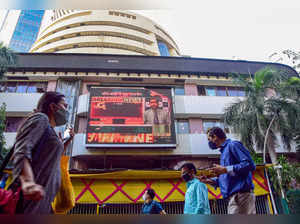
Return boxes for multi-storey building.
[1,10,298,214]
[0,10,44,52]
[30,10,180,56]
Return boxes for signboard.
[86,87,176,147]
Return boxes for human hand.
[61,127,75,144]
[208,164,227,176]
[68,128,75,140]
[21,181,45,201]
[196,175,216,185]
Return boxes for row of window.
[4,117,227,134]
[174,86,245,97]
[176,120,228,134]
[9,10,44,52]
[108,11,136,19]
[0,82,47,93]
[0,81,245,98]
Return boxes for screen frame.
[85,86,177,148]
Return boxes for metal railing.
[68,195,270,214]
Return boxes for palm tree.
[284,77,300,158]
[0,42,17,78]
[224,67,300,165]
[223,67,300,213]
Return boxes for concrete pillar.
[46,80,57,91]
[169,48,178,56]
[78,117,87,133]
[81,82,99,94]
[72,158,88,170]
[184,84,198,96]
[189,119,203,134]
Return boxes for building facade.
[1,10,298,214]
[1,53,297,214]
[0,10,44,52]
[30,10,180,56]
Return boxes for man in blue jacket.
[199,127,256,214]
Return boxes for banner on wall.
[86,87,176,147]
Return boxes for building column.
[189,119,203,134]
[81,81,100,94]
[72,158,88,170]
[46,80,57,91]
[55,79,81,156]
[184,83,198,96]
[169,48,177,56]
[78,117,87,133]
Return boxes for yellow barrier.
[4,165,271,204]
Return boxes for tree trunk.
[268,137,286,201]
[267,137,278,164]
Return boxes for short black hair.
[36,91,65,115]
[146,188,156,199]
[208,127,227,139]
[150,96,162,102]
[180,163,197,174]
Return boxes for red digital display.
[86,87,176,147]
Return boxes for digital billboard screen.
[86,87,176,147]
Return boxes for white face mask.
[142,194,147,201]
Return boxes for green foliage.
[0,42,17,164]
[224,67,300,162]
[286,190,300,214]
[251,153,263,165]
[0,103,8,164]
[0,42,17,79]
[268,155,300,193]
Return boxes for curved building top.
[30,10,180,56]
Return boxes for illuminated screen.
[86,87,176,147]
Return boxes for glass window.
[0,83,5,92]
[176,120,190,134]
[27,82,37,93]
[205,87,216,96]
[1,82,47,93]
[27,82,46,93]
[16,82,28,93]
[5,117,24,132]
[227,87,239,96]
[158,41,170,56]
[174,87,185,96]
[36,82,47,93]
[6,83,16,92]
[198,86,206,96]
[203,120,225,134]
[216,86,227,96]
[237,87,245,96]
[8,10,44,52]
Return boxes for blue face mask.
[208,141,218,150]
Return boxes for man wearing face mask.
[141,188,166,215]
[180,163,211,214]
[199,127,256,214]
